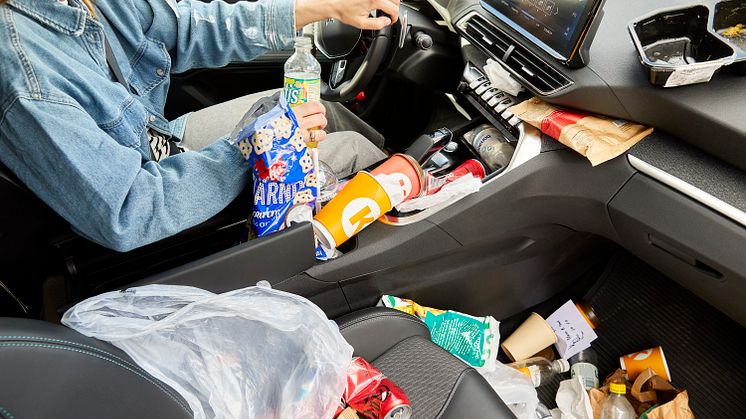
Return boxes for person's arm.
[0,97,247,252]
[140,0,400,74]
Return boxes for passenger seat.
[0,308,515,418]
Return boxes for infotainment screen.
[481,0,603,62]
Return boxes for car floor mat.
[536,251,746,416]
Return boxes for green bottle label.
[284,76,320,107]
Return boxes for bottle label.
[570,362,599,390]
[284,76,321,107]
[518,365,541,387]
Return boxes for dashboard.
[438,0,746,173]
[482,0,603,62]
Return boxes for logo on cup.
[387,173,413,198]
[342,198,381,237]
[631,349,653,361]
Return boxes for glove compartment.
[608,172,746,326]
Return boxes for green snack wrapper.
[380,295,500,369]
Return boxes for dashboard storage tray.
[713,0,746,71]
[629,4,737,87]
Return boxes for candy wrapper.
[231,93,317,237]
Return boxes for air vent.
[459,13,572,95]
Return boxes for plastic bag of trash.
[62,284,353,419]
[479,361,539,419]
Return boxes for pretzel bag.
[233,94,317,237]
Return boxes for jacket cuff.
[267,0,297,50]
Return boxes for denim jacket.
[0,0,295,251]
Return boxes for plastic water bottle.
[284,36,321,110]
[569,348,600,390]
[601,382,636,419]
[507,357,570,387]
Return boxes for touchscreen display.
[481,0,601,60]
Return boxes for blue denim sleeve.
[144,0,297,73]
[0,97,248,252]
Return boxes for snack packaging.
[380,295,500,370]
[509,98,653,166]
[232,94,317,237]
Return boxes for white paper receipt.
[547,300,598,359]
[664,63,722,88]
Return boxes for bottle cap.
[553,358,570,373]
[575,302,600,329]
[610,383,626,395]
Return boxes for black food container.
[628,2,745,87]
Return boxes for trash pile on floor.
[380,295,695,419]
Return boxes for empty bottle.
[284,36,321,109]
[569,347,600,390]
[601,382,636,419]
[507,357,570,387]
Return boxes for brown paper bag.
[633,368,695,419]
[508,98,653,166]
[337,407,360,419]
[589,369,647,419]
[646,391,694,419]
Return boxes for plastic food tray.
[628,0,746,87]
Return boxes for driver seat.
[0,308,515,418]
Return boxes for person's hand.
[296,0,400,31]
[293,101,328,144]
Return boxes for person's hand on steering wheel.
[295,0,401,31]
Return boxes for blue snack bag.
[233,94,317,237]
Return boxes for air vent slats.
[459,14,572,95]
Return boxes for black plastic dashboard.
[444,0,746,172]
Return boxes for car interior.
[1,0,746,418]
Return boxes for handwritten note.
[546,300,598,359]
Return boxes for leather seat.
[0,308,515,418]
[337,308,515,419]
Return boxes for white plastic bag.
[62,284,353,419]
[479,361,539,419]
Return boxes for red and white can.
[425,159,486,195]
[378,378,412,419]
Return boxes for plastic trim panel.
[628,155,746,228]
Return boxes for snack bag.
[380,295,500,370]
[233,94,317,236]
[509,98,653,166]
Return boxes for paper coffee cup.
[620,346,671,381]
[313,171,393,248]
[370,153,425,201]
[501,312,558,362]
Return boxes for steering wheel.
[315,13,395,102]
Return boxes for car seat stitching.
[0,405,15,419]
[434,367,475,419]
[0,342,191,415]
[339,313,428,333]
[0,335,136,364]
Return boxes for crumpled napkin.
[484,59,524,97]
[396,174,481,212]
[555,376,594,419]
